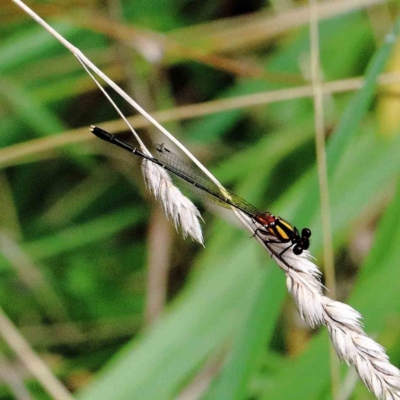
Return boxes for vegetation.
[1,1,400,399]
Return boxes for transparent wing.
[153,144,265,218]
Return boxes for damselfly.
[90,126,311,258]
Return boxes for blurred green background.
[1,1,400,399]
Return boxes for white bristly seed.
[281,250,400,400]
[141,160,203,244]
[234,211,400,400]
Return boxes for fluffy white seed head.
[141,160,203,244]
[232,210,400,399]
[286,274,400,400]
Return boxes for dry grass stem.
[11,0,384,78]
[309,0,336,297]
[0,232,74,323]
[0,308,74,400]
[309,0,340,396]
[20,316,140,347]
[169,0,386,54]
[2,71,400,169]
[70,11,302,83]
[144,207,173,325]
[0,350,34,400]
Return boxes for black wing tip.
[90,126,113,142]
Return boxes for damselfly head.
[292,227,311,255]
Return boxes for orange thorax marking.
[255,213,276,226]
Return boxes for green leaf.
[204,266,284,400]
[22,207,145,260]
[78,241,264,400]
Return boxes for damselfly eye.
[302,228,311,238]
[293,245,303,255]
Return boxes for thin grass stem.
[309,1,340,398]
